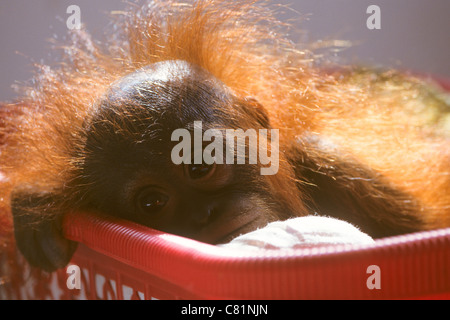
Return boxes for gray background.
[1,0,449,102]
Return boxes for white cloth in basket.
[220,216,375,251]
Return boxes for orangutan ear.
[11,191,77,272]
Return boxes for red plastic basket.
[16,211,446,300]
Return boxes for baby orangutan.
[0,0,449,273]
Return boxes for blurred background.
[1,0,449,101]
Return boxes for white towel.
[220,216,374,251]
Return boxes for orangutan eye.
[136,189,169,215]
